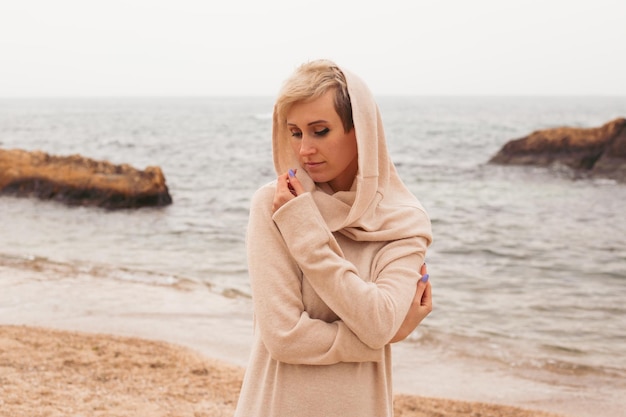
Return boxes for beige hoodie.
[235,65,432,417]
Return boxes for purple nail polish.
[421,274,429,283]
[288,169,295,177]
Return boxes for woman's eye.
[290,130,302,138]
[314,127,330,137]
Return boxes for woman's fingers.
[287,169,305,195]
[421,281,432,309]
[416,262,432,309]
[272,169,303,213]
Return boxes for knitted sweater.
[234,65,432,417]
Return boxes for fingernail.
[420,274,429,283]
[288,169,295,177]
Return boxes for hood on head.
[272,63,431,243]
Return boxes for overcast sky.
[1,0,624,97]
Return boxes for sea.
[1,96,625,415]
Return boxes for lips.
[305,161,324,169]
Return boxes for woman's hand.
[390,263,432,343]
[272,169,305,213]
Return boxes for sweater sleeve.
[247,184,384,365]
[272,192,429,350]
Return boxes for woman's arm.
[389,264,432,343]
[247,184,384,365]
[273,192,430,349]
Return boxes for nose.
[298,135,317,156]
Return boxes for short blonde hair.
[275,59,354,133]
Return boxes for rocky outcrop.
[489,118,626,182]
[0,149,173,209]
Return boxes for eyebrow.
[287,119,329,127]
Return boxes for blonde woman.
[235,60,433,417]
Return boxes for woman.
[234,60,433,417]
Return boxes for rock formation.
[0,149,173,209]
[489,118,626,182]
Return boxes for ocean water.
[1,96,625,398]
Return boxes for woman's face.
[287,89,358,192]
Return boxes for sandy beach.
[1,325,566,417]
[1,262,622,417]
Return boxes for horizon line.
[1,93,626,100]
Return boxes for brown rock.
[489,118,626,182]
[0,148,173,209]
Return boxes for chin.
[307,173,329,183]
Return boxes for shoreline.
[1,265,623,417]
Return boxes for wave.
[0,252,250,299]
[402,326,626,380]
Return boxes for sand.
[0,325,568,417]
